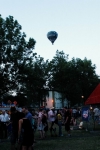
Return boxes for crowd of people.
[1,105,99,150]
[0,106,82,150]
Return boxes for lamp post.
[81,96,84,106]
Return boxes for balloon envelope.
[47,31,58,44]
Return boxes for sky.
[0,0,100,76]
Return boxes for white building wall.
[46,91,53,108]
[54,91,62,109]
[46,91,68,109]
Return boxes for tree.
[47,50,69,106]
[47,50,100,106]
[0,15,50,106]
[19,55,49,106]
[0,15,36,102]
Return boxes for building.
[45,91,68,109]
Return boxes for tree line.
[0,15,100,107]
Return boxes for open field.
[1,124,100,150]
[35,135,100,150]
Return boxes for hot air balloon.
[47,31,58,44]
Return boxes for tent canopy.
[85,83,100,105]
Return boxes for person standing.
[10,107,24,150]
[0,110,10,139]
[22,106,35,147]
[18,114,33,150]
[37,108,44,139]
[22,106,32,123]
[93,106,99,122]
[56,109,63,136]
[72,108,77,118]
[48,107,57,137]
[64,107,71,137]
[42,110,48,138]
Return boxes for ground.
[1,122,100,150]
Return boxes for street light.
[81,96,84,105]
[81,96,84,99]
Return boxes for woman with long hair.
[18,114,33,150]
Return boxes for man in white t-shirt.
[48,108,57,136]
[0,110,10,139]
[48,108,55,122]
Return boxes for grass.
[35,136,100,150]
[33,127,100,150]
[1,120,100,150]
[1,130,100,150]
